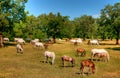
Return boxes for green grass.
[0,40,120,78]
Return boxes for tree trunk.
[115,32,119,45]
[53,35,56,43]
[116,38,119,45]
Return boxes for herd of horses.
[15,38,110,76]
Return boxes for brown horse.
[76,48,86,56]
[43,43,49,49]
[80,60,95,75]
[62,55,75,67]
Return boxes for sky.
[25,0,120,19]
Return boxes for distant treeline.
[0,1,120,44]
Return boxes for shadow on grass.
[40,60,53,65]
[3,42,16,47]
[59,65,74,68]
[106,47,120,51]
[75,72,92,76]
[99,43,116,45]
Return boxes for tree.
[112,17,120,44]
[45,12,69,43]
[0,0,28,38]
[73,15,95,40]
[100,3,120,44]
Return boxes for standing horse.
[44,51,55,64]
[88,39,99,45]
[16,43,23,54]
[94,52,109,62]
[62,55,75,67]
[80,60,95,75]
[34,42,44,49]
[76,48,86,56]
[91,49,110,62]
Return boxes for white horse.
[16,44,23,54]
[91,49,110,62]
[44,51,55,64]
[88,39,99,45]
[3,38,9,42]
[30,39,39,44]
[34,42,44,49]
[14,38,26,44]
[17,39,26,44]
[70,38,83,45]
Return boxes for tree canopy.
[0,1,120,44]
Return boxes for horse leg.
[81,52,83,56]
[71,61,74,67]
[84,51,86,56]
[44,56,48,63]
[62,58,64,67]
[91,54,94,61]
[63,61,64,67]
[17,49,19,53]
[76,51,78,56]
[80,66,84,75]
[51,57,55,65]
[82,51,86,57]
[88,66,92,75]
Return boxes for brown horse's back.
[77,48,85,52]
[76,48,86,56]
[81,60,94,67]
[62,55,72,61]
[62,55,75,67]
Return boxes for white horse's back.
[91,49,107,54]
[34,42,44,49]
[88,39,99,45]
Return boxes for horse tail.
[51,52,55,64]
[106,52,110,62]
[80,62,83,70]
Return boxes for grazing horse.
[80,60,95,75]
[76,48,86,56]
[16,44,23,54]
[3,38,9,42]
[34,42,44,49]
[62,55,75,67]
[70,39,83,46]
[44,51,55,64]
[88,39,99,45]
[91,49,110,62]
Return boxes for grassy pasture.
[0,40,120,78]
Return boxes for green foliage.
[1,0,119,44]
[100,2,120,44]
[0,0,28,37]
[73,15,95,39]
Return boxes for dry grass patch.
[0,40,120,78]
